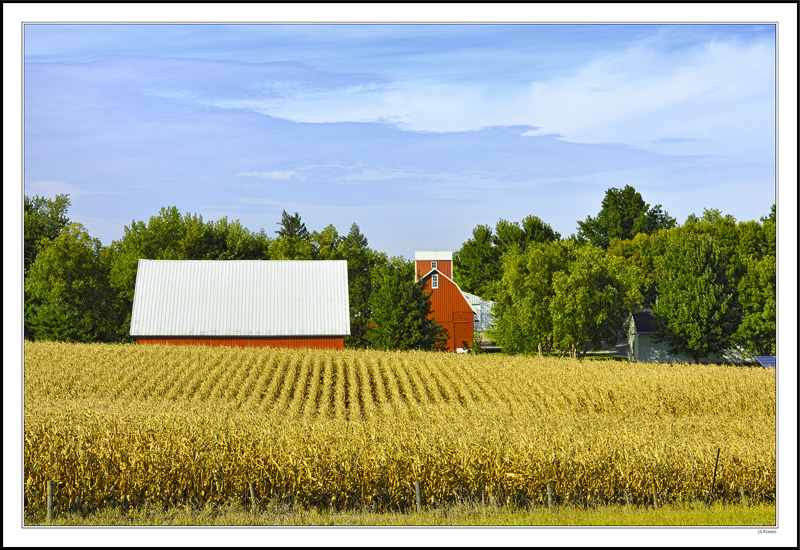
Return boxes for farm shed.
[627,309,757,364]
[414,251,489,352]
[130,259,350,349]
[462,291,495,333]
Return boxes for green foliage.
[492,241,571,355]
[25,223,123,342]
[24,194,71,274]
[734,254,776,356]
[268,236,315,260]
[493,241,643,358]
[454,215,559,300]
[338,223,383,348]
[107,206,272,334]
[276,210,310,240]
[607,232,661,307]
[310,224,342,260]
[550,244,643,359]
[652,229,740,363]
[453,224,499,299]
[366,258,448,351]
[577,185,676,249]
[271,210,314,259]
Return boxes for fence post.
[652,484,659,509]
[709,448,721,503]
[249,482,258,514]
[547,483,552,510]
[46,481,54,523]
[414,481,422,513]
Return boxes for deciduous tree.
[577,185,676,249]
[25,223,122,342]
[24,194,71,274]
[652,229,740,363]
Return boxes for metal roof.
[414,251,453,261]
[130,260,350,337]
[632,309,658,334]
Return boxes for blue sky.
[5,5,799,547]
[20,22,778,257]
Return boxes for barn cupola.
[414,251,453,281]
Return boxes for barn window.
[432,273,439,289]
[431,261,437,269]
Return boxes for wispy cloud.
[238,171,299,180]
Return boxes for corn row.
[24,342,776,513]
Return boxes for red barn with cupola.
[414,251,475,352]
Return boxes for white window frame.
[431,261,437,269]
[432,273,439,289]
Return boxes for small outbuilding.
[130,259,350,349]
[627,309,757,364]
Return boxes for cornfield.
[23,341,776,515]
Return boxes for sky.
[5,4,798,548]
[18,19,780,259]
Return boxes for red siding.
[415,260,452,280]
[136,336,344,350]
[421,273,474,351]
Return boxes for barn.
[414,251,481,352]
[129,259,350,349]
[627,308,757,364]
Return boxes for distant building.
[627,309,757,364]
[414,251,493,352]
[462,291,495,333]
[130,259,350,349]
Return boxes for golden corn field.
[23,341,776,516]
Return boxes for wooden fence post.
[249,482,258,513]
[414,481,422,513]
[547,483,553,510]
[709,448,721,503]
[46,481,53,523]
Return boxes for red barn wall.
[421,273,474,351]
[415,259,452,280]
[136,336,344,350]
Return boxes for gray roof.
[632,309,658,334]
[130,260,350,337]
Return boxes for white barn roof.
[130,260,350,337]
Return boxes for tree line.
[453,186,776,362]
[24,200,443,351]
[24,186,776,360]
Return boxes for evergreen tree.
[366,258,448,351]
[276,210,309,239]
[272,210,313,259]
[339,223,380,348]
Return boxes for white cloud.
[524,39,774,154]
[237,171,299,180]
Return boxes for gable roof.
[130,260,350,337]
[418,267,472,308]
[631,309,658,334]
